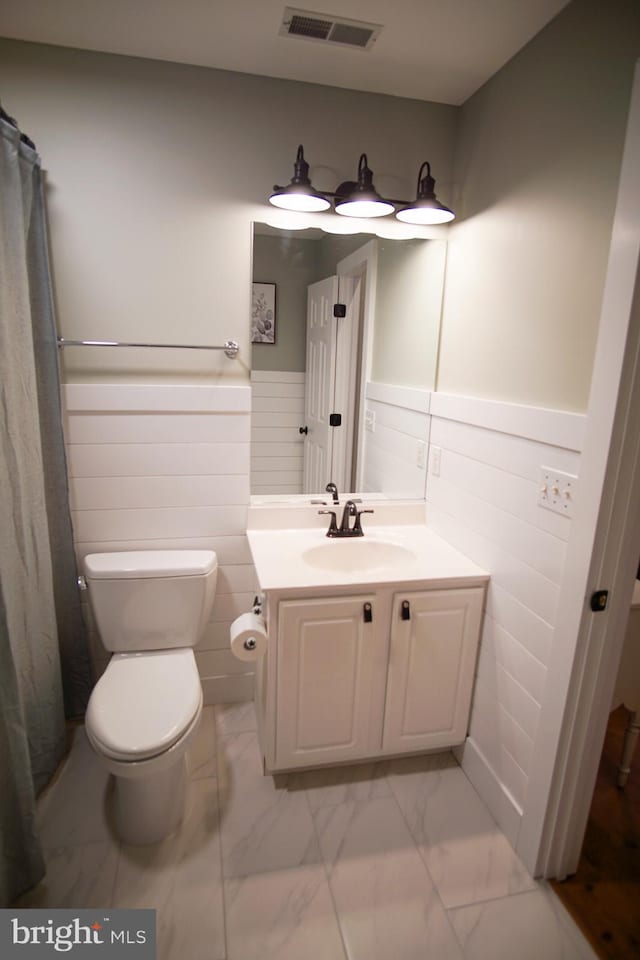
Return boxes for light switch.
[538,466,578,517]
[430,446,442,476]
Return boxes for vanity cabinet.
[267,584,485,772]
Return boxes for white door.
[382,588,484,754]
[303,276,338,493]
[276,595,380,769]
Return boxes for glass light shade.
[396,203,455,225]
[269,190,331,213]
[335,198,395,218]
[321,217,365,234]
[374,222,421,239]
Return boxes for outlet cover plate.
[538,466,578,517]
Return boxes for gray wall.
[439,0,640,412]
[0,38,456,384]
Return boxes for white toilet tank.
[84,550,217,652]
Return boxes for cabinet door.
[276,595,380,769]
[382,588,484,754]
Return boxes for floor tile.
[217,731,320,877]
[15,839,119,909]
[214,700,257,736]
[186,705,217,780]
[314,797,464,960]
[225,865,346,960]
[37,727,113,849]
[449,887,597,960]
[289,761,392,809]
[387,754,536,908]
[112,777,224,960]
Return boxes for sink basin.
[302,539,416,574]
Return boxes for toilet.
[83,550,217,844]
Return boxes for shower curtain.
[0,113,92,905]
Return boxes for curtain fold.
[0,115,91,906]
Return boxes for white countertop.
[247,523,489,592]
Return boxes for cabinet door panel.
[383,588,484,753]
[276,595,378,768]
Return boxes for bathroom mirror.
[250,223,446,501]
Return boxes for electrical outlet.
[416,441,427,469]
[538,466,578,517]
[365,409,376,433]
[430,446,442,476]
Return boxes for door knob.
[299,425,308,435]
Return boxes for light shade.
[395,162,455,225]
[335,154,395,219]
[269,145,331,213]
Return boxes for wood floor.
[551,706,640,960]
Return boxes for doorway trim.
[516,61,640,877]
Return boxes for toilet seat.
[86,648,202,762]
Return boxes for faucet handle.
[353,508,374,535]
[318,509,338,537]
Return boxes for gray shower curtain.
[0,114,92,905]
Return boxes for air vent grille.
[280,7,381,51]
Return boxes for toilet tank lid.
[84,550,217,580]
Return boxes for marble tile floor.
[17,701,599,960]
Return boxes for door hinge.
[329,413,342,427]
[333,303,346,318]
[590,590,609,612]
[401,600,411,620]
[363,602,373,623]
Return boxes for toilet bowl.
[83,550,217,844]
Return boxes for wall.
[426,396,584,844]
[439,0,640,412]
[0,38,456,384]
[430,0,640,859]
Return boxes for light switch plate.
[416,441,427,469]
[430,446,442,476]
[538,466,578,517]
[365,409,376,433]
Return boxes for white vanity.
[247,503,489,774]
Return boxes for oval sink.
[302,539,416,574]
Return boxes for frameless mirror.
[250,223,446,501]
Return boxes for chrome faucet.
[318,500,374,538]
[326,482,339,504]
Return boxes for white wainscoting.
[361,381,431,497]
[63,383,256,704]
[426,392,585,847]
[251,370,305,495]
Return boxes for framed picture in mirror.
[251,282,276,343]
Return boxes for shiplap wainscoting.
[361,382,431,497]
[426,393,586,846]
[63,384,256,704]
[251,371,305,494]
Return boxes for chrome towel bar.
[56,337,240,359]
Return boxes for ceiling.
[0,0,569,105]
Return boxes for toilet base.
[113,755,187,844]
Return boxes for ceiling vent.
[279,7,382,51]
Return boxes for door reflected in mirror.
[251,223,446,501]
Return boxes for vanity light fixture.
[268,146,455,224]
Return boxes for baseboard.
[455,736,523,850]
